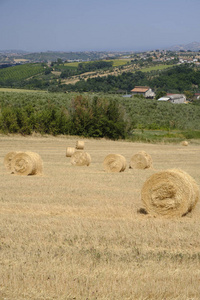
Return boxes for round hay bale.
[70,151,91,166]
[4,151,21,172]
[181,141,189,146]
[141,169,200,217]
[129,151,152,169]
[66,147,76,157]
[76,140,84,150]
[103,154,126,173]
[11,151,43,176]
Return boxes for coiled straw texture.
[141,169,199,217]
[11,151,43,176]
[71,151,91,166]
[103,154,126,173]
[76,141,84,150]
[66,147,76,157]
[182,141,189,146]
[129,151,152,169]
[4,151,21,173]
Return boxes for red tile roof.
[131,86,150,93]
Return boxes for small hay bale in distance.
[103,154,126,173]
[70,151,91,166]
[66,147,76,157]
[181,141,189,146]
[11,151,43,176]
[4,151,21,173]
[129,151,152,169]
[141,169,199,217]
[76,140,84,150]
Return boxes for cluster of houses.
[178,57,200,65]
[123,86,196,104]
[157,93,186,104]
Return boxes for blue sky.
[0,0,199,52]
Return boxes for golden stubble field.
[0,135,200,300]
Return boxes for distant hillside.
[0,63,44,84]
[0,50,29,54]
[0,51,132,64]
[168,41,200,52]
[21,51,109,62]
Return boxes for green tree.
[155,91,167,100]
[184,90,194,101]
[57,58,63,65]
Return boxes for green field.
[0,88,46,93]
[140,64,174,73]
[105,59,131,67]
[63,59,131,69]
[0,63,44,83]
[63,62,79,69]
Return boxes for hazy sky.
[0,0,199,52]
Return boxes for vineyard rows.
[0,63,44,82]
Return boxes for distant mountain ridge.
[0,50,129,63]
[0,50,29,54]
[168,42,200,51]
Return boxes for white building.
[158,94,186,104]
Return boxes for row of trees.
[0,95,130,139]
[77,61,113,72]
[1,61,200,96]
[1,91,200,139]
[59,61,113,79]
[63,64,200,94]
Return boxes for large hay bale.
[66,147,76,157]
[4,151,21,172]
[103,154,126,173]
[129,151,152,169]
[181,141,189,146]
[71,151,91,166]
[141,169,199,217]
[76,140,84,150]
[11,151,43,176]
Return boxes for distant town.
[0,49,200,67]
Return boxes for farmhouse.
[158,94,186,104]
[195,93,200,100]
[131,86,155,98]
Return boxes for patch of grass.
[63,59,131,69]
[0,63,44,82]
[105,59,131,67]
[128,128,200,143]
[129,129,186,143]
[140,64,174,73]
[63,62,79,69]
[0,88,47,93]
[181,130,200,139]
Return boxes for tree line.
[1,91,200,140]
[63,64,200,94]
[1,62,200,96]
[0,94,129,139]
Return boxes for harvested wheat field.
[0,134,200,300]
